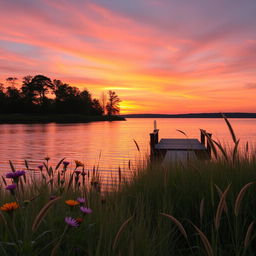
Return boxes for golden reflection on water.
[0,118,256,184]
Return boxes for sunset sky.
[0,0,256,114]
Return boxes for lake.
[0,118,256,184]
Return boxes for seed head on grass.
[32,197,61,232]
[160,213,188,240]
[214,184,231,230]
[244,221,254,248]
[113,216,133,250]
[189,220,214,256]
[234,182,254,216]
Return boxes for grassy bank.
[1,153,256,255]
[1,117,256,255]
[0,114,125,124]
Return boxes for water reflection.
[0,119,255,177]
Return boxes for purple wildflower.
[6,184,17,191]
[74,170,81,175]
[65,217,79,227]
[38,165,44,171]
[77,197,86,204]
[63,161,70,168]
[6,170,25,179]
[80,206,92,214]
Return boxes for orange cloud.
[0,0,256,113]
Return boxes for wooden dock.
[150,124,211,164]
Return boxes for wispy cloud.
[245,83,256,89]
[0,0,256,113]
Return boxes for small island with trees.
[0,75,125,123]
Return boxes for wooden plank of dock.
[162,150,197,165]
[155,138,206,151]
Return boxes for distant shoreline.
[0,114,125,124]
[122,113,256,118]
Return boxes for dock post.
[206,132,212,157]
[150,128,159,160]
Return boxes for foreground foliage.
[0,154,256,255]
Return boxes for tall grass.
[0,118,256,255]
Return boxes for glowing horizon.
[0,0,256,114]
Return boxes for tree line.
[0,75,121,116]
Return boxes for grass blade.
[32,197,61,232]
[0,211,7,226]
[67,173,74,192]
[24,160,29,170]
[176,129,187,137]
[214,185,228,213]
[199,198,205,226]
[245,142,249,153]
[232,139,240,163]
[244,221,254,248]
[234,182,254,216]
[160,213,188,240]
[212,139,228,162]
[118,167,122,183]
[55,158,65,171]
[133,139,140,152]
[9,161,16,172]
[221,113,237,144]
[189,220,214,256]
[202,130,218,159]
[112,216,133,250]
[1,176,7,186]
[214,184,231,230]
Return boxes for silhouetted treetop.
[106,90,121,116]
[0,74,121,116]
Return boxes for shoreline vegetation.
[0,114,125,124]
[0,75,123,123]
[0,118,256,255]
[122,112,256,118]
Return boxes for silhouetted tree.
[0,83,6,112]
[6,77,18,87]
[21,75,38,112]
[30,75,53,105]
[1,74,107,116]
[106,90,121,116]
[5,86,22,113]
[91,99,104,115]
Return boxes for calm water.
[0,118,256,182]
